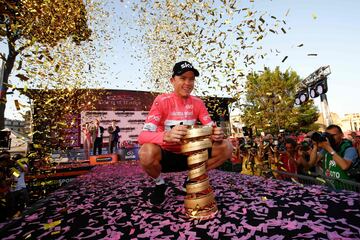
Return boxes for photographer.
[260,134,277,167]
[296,140,316,175]
[309,125,358,181]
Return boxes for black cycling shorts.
[160,148,212,173]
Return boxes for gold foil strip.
[187,150,208,166]
[183,126,213,140]
[184,192,216,209]
[188,163,207,180]
[186,178,210,194]
[181,138,212,153]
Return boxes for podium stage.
[0,162,359,239]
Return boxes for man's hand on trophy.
[212,127,224,142]
[164,125,188,143]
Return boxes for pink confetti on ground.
[0,161,359,239]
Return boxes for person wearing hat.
[138,61,232,206]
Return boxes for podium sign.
[89,154,118,165]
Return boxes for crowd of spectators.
[228,125,360,184]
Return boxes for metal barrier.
[218,161,360,193]
[268,169,360,193]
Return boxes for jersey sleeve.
[197,99,213,126]
[138,96,165,145]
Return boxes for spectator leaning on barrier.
[278,138,298,179]
[308,125,359,181]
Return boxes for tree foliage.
[0,0,91,129]
[241,67,319,134]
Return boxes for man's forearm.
[327,150,352,170]
[309,147,318,167]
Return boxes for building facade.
[5,118,26,133]
[341,113,360,132]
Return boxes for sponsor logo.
[143,123,157,131]
[181,62,193,69]
[329,171,340,179]
[96,157,113,162]
[329,160,336,168]
[147,115,160,122]
[59,178,74,186]
[185,104,193,110]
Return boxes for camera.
[311,132,331,143]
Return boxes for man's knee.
[139,143,162,168]
[212,139,232,160]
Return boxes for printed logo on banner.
[59,178,74,186]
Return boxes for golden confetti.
[43,220,62,230]
[122,0,288,96]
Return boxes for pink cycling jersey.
[138,92,213,151]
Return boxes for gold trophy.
[181,126,218,219]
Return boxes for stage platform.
[1,161,359,239]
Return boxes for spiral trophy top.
[182,126,213,140]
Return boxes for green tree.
[0,0,91,129]
[241,67,319,134]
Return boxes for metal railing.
[270,169,360,192]
[218,161,360,193]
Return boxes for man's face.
[285,143,294,152]
[325,128,343,145]
[170,71,195,98]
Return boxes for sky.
[2,0,360,120]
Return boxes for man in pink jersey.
[138,61,232,206]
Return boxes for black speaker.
[0,131,11,149]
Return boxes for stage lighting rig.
[303,65,331,86]
[309,78,328,98]
[298,65,332,126]
[294,88,309,105]
[294,65,331,105]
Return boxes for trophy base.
[185,204,218,220]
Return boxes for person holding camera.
[309,125,358,181]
